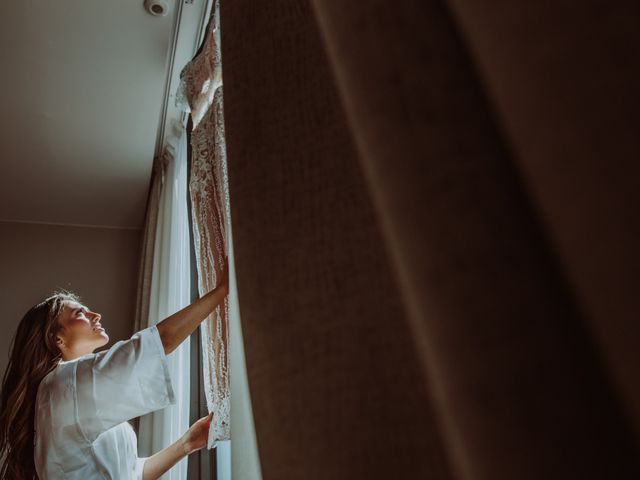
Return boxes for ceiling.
[0,0,209,229]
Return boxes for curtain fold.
[310,1,639,478]
[219,1,452,478]
[218,0,640,479]
[178,0,230,445]
[135,130,191,480]
[443,0,640,437]
[133,160,162,335]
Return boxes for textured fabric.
[445,0,640,439]
[179,0,230,445]
[34,325,175,479]
[220,1,451,479]
[135,457,148,480]
[311,1,640,478]
[218,0,640,479]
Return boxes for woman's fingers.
[203,412,213,427]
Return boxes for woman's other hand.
[181,413,213,455]
[142,413,214,478]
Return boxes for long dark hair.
[0,292,80,479]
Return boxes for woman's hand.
[181,413,213,455]
[143,413,213,479]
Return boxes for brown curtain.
[219,0,640,478]
[133,155,165,335]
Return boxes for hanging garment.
[34,325,175,480]
[177,0,230,445]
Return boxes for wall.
[0,221,142,377]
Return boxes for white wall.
[0,221,142,377]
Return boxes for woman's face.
[56,300,109,356]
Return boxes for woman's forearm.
[142,437,187,480]
[156,282,228,355]
[142,413,212,479]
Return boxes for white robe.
[35,325,175,479]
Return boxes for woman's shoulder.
[39,362,71,391]
[39,354,95,395]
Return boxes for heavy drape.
[219,1,640,479]
[133,159,161,336]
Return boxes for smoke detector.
[144,0,170,17]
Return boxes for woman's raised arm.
[155,264,228,355]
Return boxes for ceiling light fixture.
[144,0,170,17]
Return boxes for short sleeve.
[135,457,148,480]
[74,325,176,442]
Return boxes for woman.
[0,267,228,480]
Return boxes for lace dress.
[176,0,230,445]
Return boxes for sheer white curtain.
[137,129,191,480]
